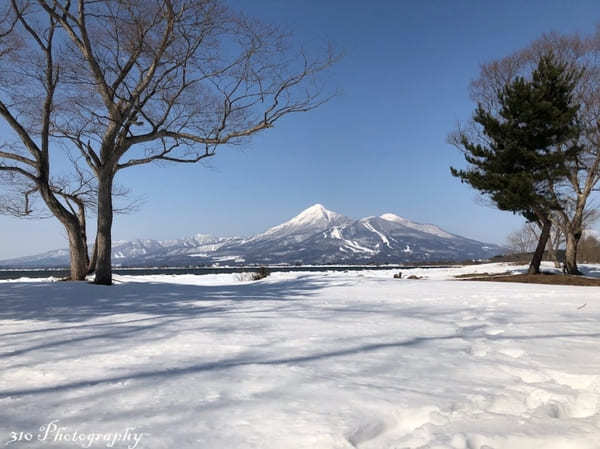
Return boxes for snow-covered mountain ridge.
[0,204,505,267]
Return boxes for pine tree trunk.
[528,218,551,274]
[564,231,582,275]
[95,170,115,285]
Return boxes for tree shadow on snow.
[1,328,600,400]
[0,276,338,365]
[0,275,331,324]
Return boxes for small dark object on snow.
[393,272,402,279]
[252,266,270,281]
[407,275,423,280]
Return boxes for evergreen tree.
[451,53,583,274]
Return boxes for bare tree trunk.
[547,225,561,268]
[87,235,98,275]
[54,203,90,281]
[564,200,585,275]
[95,169,114,285]
[75,202,91,269]
[37,183,88,280]
[547,242,560,269]
[564,230,583,275]
[528,218,551,274]
[66,225,89,281]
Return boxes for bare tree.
[506,223,539,254]
[0,154,100,277]
[0,3,19,57]
[0,1,133,277]
[507,208,597,269]
[0,1,94,280]
[577,232,600,263]
[506,221,562,268]
[0,173,37,217]
[1,149,135,277]
[466,29,600,274]
[547,217,564,268]
[19,0,339,284]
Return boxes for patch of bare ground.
[459,272,600,286]
[454,271,513,279]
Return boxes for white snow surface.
[1,262,600,449]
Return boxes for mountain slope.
[0,204,505,267]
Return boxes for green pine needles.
[451,52,584,273]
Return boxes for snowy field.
[1,262,599,449]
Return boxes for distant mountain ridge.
[0,204,505,268]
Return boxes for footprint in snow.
[345,418,387,447]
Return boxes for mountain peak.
[380,213,407,223]
[256,203,350,240]
[292,203,341,225]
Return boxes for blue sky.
[2,0,600,258]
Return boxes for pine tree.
[451,53,583,274]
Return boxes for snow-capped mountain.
[252,204,352,242]
[0,204,505,268]
[111,234,241,260]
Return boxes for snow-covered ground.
[1,262,599,449]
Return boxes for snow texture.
[380,213,455,239]
[1,262,599,448]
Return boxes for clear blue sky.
[2,0,600,258]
